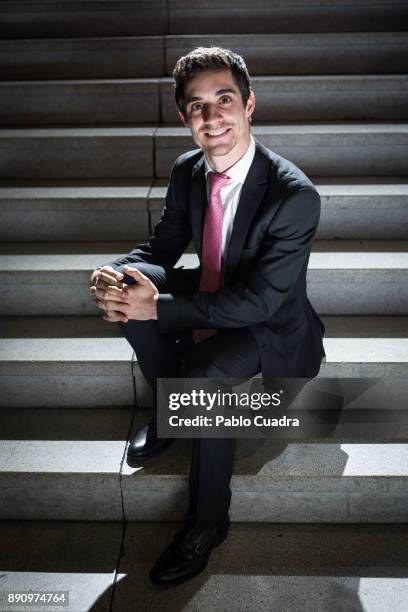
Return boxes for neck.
[205,134,251,174]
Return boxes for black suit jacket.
[101,136,326,381]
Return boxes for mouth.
[203,127,231,139]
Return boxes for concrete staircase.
[0,1,407,609]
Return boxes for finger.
[90,278,126,293]
[96,271,125,287]
[105,285,129,298]
[103,312,126,322]
[90,267,121,287]
[100,266,124,280]
[93,298,106,311]
[102,309,128,323]
[91,286,130,303]
[95,297,130,312]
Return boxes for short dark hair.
[173,46,251,115]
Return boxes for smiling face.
[178,68,255,172]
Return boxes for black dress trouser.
[117,262,261,527]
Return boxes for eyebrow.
[185,88,237,106]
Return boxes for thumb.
[123,265,149,285]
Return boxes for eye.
[220,96,232,104]
[190,102,203,111]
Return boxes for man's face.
[179,69,255,159]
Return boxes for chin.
[202,139,236,157]
[209,145,235,157]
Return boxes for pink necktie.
[193,171,230,343]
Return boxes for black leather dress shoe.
[127,417,173,460]
[149,518,230,584]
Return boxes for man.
[89,47,326,584]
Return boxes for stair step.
[1,177,407,241]
[2,75,408,126]
[0,79,161,125]
[123,437,408,522]
[0,127,155,179]
[0,180,152,241]
[7,314,407,338]
[162,74,408,123]
[0,329,135,407]
[316,178,408,240]
[166,32,408,77]
[0,0,167,39]
[0,406,133,520]
[133,313,408,401]
[0,520,121,611]
[1,124,407,179]
[0,404,407,521]
[0,241,407,315]
[149,177,408,239]
[0,36,165,80]
[0,521,407,612]
[168,0,408,35]
[1,0,406,39]
[155,123,408,177]
[1,32,407,81]
[0,315,407,407]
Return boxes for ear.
[178,109,190,127]
[245,88,256,120]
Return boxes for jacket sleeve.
[96,160,192,274]
[157,187,321,331]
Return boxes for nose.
[202,102,223,123]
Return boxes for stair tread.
[0,182,152,198]
[1,176,407,197]
[0,403,407,478]
[0,406,133,474]
[1,315,407,338]
[2,74,408,84]
[0,126,156,137]
[0,520,406,606]
[1,241,407,268]
[0,400,406,478]
[0,316,407,363]
[1,337,407,364]
[0,337,133,362]
[0,123,407,137]
[2,31,406,45]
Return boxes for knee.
[117,318,159,342]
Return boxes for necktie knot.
[208,171,230,194]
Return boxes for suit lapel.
[224,142,270,279]
[189,155,207,259]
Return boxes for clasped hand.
[89,265,159,323]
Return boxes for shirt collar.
[204,134,256,185]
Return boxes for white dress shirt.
[203,134,256,281]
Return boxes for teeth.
[207,129,228,136]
